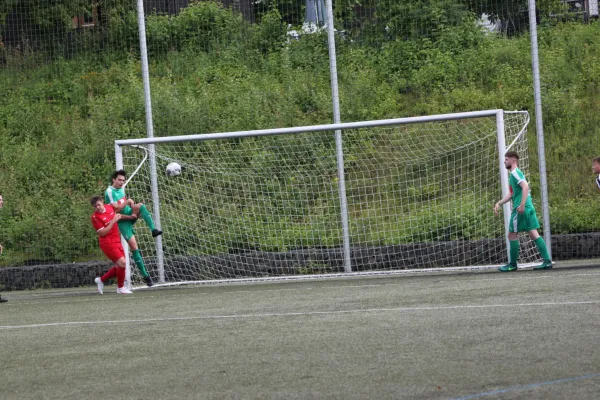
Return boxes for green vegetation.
[0,1,599,265]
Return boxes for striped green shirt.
[509,168,533,209]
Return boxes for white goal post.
[115,109,538,288]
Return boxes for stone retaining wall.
[1,233,599,291]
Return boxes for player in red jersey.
[91,196,132,294]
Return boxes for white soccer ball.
[166,162,182,177]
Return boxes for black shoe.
[152,229,163,238]
[0,296,7,303]
[143,276,154,287]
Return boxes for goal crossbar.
[115,109,505,146]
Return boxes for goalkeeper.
[105,169,163,287]
[493,151,552,272]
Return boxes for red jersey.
[91,204,121,245]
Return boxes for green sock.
[139,204,156,231]
[535,237,551,262]
[509,240,520,266]
[132,249,149,278]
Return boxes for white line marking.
[1,301,597,330]
[452,373,600,399]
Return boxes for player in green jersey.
[494,151,552,272]
[105,170,163,286]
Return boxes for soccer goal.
[115,109,538,287]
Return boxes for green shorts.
[509,206,540,233]
[117,220,136,241]
[116,205,137,240]
[121,205,133,216]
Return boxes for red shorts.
[100,242,125,263]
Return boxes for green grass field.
[2,265,600,399]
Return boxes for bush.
[1,17,600,265]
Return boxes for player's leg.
[132,203,162,237]
[523,208,552,270]
[119,221,150,281]
[97,244,118,294]
[98,244,132,294]
[114,256,132,294]
[95,266,117,294]
[126,235,154,287]
[108,244,132,294]
[499,212,520,272]
[0,294,7,303]
[531,233,552,269]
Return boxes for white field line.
[1,300,598,330]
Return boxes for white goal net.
[117,110,537,286]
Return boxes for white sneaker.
[94,277,104,295]
[116,287,133,295]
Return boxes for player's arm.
[105,188,134,212]
[110,197,134,212]
[494,193,512,215]
[96,214,122,237]
[109,200,137,220]
[517,181,529,213]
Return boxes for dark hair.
[90,196,103,206]
[593,157,600,164]
[505,151,519,160]
[111,169,127,180]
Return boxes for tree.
[462,0,567,36]
[0,0,91,53]
[335,0,472,44]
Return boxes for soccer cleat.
[0,296,7,303]
[533,260,553,270]
[94,277,104,295]
[116,287,133,295]
[143,276,154,287]
[151,229,163,238]
[498,263,518,272]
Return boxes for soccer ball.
[166,162,182,177]
[596,174,600,190]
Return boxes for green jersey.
[509,168,533,209]
[104,186,132,215]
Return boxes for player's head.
[90,196,105,212]
[504,151,519,169]
[592,157,600,174]
[111,169,127,188]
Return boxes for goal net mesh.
[120,111,536,285]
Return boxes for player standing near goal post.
[105,170,162,287]
[91,197,133,294]
[494,151,553,272]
